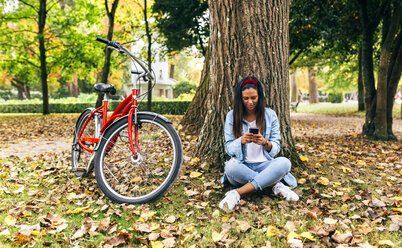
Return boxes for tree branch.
[19,0,39,11]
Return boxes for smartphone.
[249,127,259,134]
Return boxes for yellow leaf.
[298,178,306,184]
[31,231,46,236]
[189,172,202,178]
[299,155,309,162]
[287,232,298,240]
[190,157,200,163]
[391,208,401,212]
[140,210,157,220]
[333,182,342,187]
[317,177,329,186]
[150,223,160,231]
[300,232,316,241]
[341,166,351,173]
[72,206,90,214]
[4,215,16,226]
[356,160,366,165]
[151,241,164,248]
[201,202,209,207]
[312,124,316,128]
[212,231,223,242]
[185,225,195,232]
[266,225,278,237]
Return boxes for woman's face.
[241,88,259,112]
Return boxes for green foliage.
[0,100,190,114]
[173,81,197,97]
[152,0,209,55]
[328,92,344,103]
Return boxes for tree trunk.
[68,73,80,97]
[39,0,49,115]
[386,28,402,140]
[95,0,119,108]
[308,67,318,103]
[290,70,297,102]
[11,79,26,100]
[192,0,301,167]
[374,3,400,140]
[358,46,365,111]
[359,0,378,137]
[182,47,210,134]
[144,0,153,111]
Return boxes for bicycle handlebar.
[96,36,154,81]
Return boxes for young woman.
[219,76,299,211]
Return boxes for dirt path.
[0,113,400,159]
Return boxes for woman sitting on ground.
[219,76,299,211]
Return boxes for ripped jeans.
[223,157,291,191]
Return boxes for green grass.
[294,102,401,117]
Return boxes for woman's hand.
[252,133,267,146]
[241,132,255,144]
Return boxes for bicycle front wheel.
[94,113,183,204]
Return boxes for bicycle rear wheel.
[71,108,98,177]
[94,113,183,204]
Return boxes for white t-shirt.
[244,120,268,163]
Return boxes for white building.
[128,40,176,100]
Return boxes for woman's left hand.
[252,133,267,146]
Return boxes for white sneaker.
[273,182,299,201]
[219,189,240,211]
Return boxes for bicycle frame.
[77,38,152,158]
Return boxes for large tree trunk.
[192,0,301,167]
[182,47,210,134]
[386,29,402,140]
[144,0,153,111]
[308,67,318,103]
[359,0,379,137]
[95,0,119,108]
[39,0,49,115]
[290,70,297,103]
[374,3,400,140]
[358,46,365,111]
[11,79,30,100]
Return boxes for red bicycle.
[71,37,183,204]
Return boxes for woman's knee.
[274,157,291,173]
[224,158,243,176]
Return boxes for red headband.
[241,79,258,87]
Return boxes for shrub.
[173,81,197,97]
[0,101,191,115]
[328,92,344,103]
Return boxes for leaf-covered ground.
[0,113,401,247]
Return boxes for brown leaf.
[148,232,160,241]
[102,231,132,247]
[341,193,352,202]
[331,231,353,244]
[162,237,177,247]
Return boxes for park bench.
[290,101,299,112]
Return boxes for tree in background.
[152,0,209,56]
[173,81,197,97]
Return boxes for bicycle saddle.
[94,83,116,95]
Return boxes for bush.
[0,101,191,115]
[173,81,197,97]
[328,92,344,103]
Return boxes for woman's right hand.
[241,132,255,144]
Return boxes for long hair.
[233,76,266,138]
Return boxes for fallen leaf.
[236,221,251,232]
[317,177,329,186]
[266,225,278,237]
[162,237,177,247]
[212,231,223,242]
[331,231,352,244]
[378,240,394,247]
[189,172,202,178]
[324,218,337,225]
[299,155,309,162]
[150,240,164,248]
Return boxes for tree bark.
[144,0,153,111]
[308,67,318,103]
[359,0,379,137]
[182,47,210,134]
[68,73,80,97]
[191,0,301,167]
[290,70,297,103]
[95,0,119,108]
[386,28,402,140]
[374,3,400,140]
[39,0,49,114]
[11,79,30,100]
[358,46,365,111]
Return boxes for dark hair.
[233,76,266,138]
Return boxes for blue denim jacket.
[221,108,297,188]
